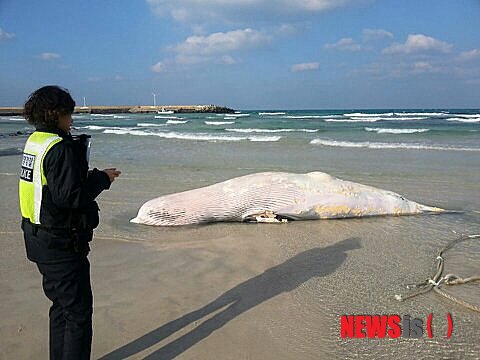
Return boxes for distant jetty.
[0,104,235,116]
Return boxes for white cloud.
[87,76,102,82]
[288,0,357,11]
[174,54,208,65]
[0,27,15,40]
[412,61,433,73]
[151,61,167,72]
[362,28,393,41]
[383,34,452,55]
[39,52,61,61]
[291,62,319,72]
[171,28,270,56]
[325,38,366,52]
[218,55,238,65]
[457,49,480,62]
[156,28,270,67]
[146,0,368,23]
[275,23,298,35]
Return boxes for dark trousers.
[36,256,93,360]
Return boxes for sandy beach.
[1,111,480,359]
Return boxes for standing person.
[19,85,121,359]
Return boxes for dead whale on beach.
[131,171,444,226]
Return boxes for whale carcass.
[131,171,444,226]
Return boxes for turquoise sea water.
[2,109,479,152]
[74,109,480,151]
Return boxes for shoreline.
[0,104,235,116]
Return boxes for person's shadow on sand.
[99,237,361,360]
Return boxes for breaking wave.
[448,114,480,118]
[225,128,318,133]
[166,120,189,124]
[205,121,235,125]
[225,129,318,133]
[154,115,183,119]
[344,112,394,117]
[283,115,342,119]
[325,118,380,123]
[137,123,167,127]
[326,116,428,122]
[77,125,132,131]
[310,138,479,152]
[224,114,250,119]
[364,128,430,134]
[259,112,286,115]
[103,129,281,142]
[393,112,449,117]
[446,117,480,123]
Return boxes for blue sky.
[1,0,479,109]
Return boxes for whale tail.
[417,204,464,214]
[418,204,445,213]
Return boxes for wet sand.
[1,139,480,359]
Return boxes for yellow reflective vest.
[19,131,63,224]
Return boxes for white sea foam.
[7,117,25,122]
[78,125,110,130]
[104,129,150,136]
[231,113,250,117]
[353,116,428,121]
[345,112,394,117]
[91,114,115,117]
[113,115,127,119]
[154,115,183,119]
[223,114,246,119]
[325,118,380,123]
[249,136,281,142]
[166,120,189,124]
[225,128,318,133]
[310,138,479,151]
[386,116,429,120]
[283,115,341,119]
[103,129,281,142]
[78,125,136,131]
[449,114,480,118]
[205,121,235,125]
[364,127,430,134]
[137,123,167,127]
[259,112,286,115]
[446,117,480,123]
[394,112,448,116]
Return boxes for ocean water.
[2,109,479,150]
[1,109,480,358]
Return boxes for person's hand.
[103,168,121,182]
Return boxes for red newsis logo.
[340,314,453,339]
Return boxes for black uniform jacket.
[22,127,111,263]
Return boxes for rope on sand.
[395,234,480,313]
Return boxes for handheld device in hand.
[72,134,92,164]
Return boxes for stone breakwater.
[0,105,235,116]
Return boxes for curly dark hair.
[24,85,75,128]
